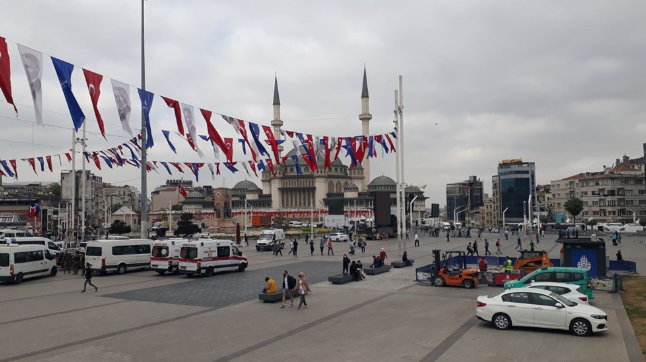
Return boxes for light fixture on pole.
[453,204,467,224]
[456,209,467,223]
[502,207,509,231]
[409,195,418,233]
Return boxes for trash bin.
[561,239,606,277]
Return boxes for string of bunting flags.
[0,35,397,181]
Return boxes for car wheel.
[156,271,166,275]
[186,273,194,278]
[433,276,445,287]
[50,267,58,277]
[570,318,592,336]
[205,267,214,277]
[462,279,474,289]
[238,263,247,272]
[493,313,512,330]
[14,273,24,284]
[116,264,126,275]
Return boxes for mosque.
[228,69,427,218]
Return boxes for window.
[0,253,8,267]
[532,293,559,307]
[180,247,198,259]
[44,250,53,260]
[86,247,102,256]
[573,273,584,281]
[533,272,552,282]
[505,292,530,304]
[135,244,151,254]
[152,246,168,257]
[553,272,571,283]
[546,286,570,295]
[217,246,230,258]
[112,245,136,255]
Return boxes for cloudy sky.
[1,0,645,206]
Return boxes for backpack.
[288,275,296,289]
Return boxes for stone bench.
[258,289,301,303]
[392,260,414,268]
[328,274,355,284]
[364,265,392,275]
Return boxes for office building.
[497,159,536,224]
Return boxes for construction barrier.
[608,260,637,273]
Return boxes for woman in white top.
[296,272,311,310]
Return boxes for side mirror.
[555,303,564,308]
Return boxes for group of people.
[263,270,311,309]
[62,250,85,275]
[342,255,366,281]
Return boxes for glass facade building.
[446,176,483,223]
[497,160,536,223]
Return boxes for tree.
[539,216,549,224]
[639,219,646,227]
[50,183,62,197]
[111,203,123,213]
[174,213,201,236]
[109,219,131,234]
[564,197,584,226]
[171,204,184,211]
[586,219,598,227]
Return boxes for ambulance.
[150,238,186,275]
[178,239,247,277]
[255,229,285,251]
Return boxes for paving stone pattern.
[103,261,341,308]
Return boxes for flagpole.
[70,129,76,246]
[81,121,87,244]
[169,200,172,235]
[394,89,401,257]
[139,0,149,239]
[399,75,406,252]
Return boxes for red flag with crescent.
[28,158,37,174]
[92,152,101,170]
[9,159,17,179]
[46,155,53,172]
[82,69,106,139]
[223,137,234,163]
[266,158,276,177]
[161,96,185,135]
[262,125,280,163]
[0,37,17,114]
[169,162,184,173]
[201,108,227,158]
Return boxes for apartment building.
[550,155,646,223]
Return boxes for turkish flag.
[248,161,258,177]
[332,137,343,163]
[223,137,234,163]
[201,108,227,158]
[0,37,17,114]
[266,159,276,177]
[92,152,101,170]
[323,136,331,170]
[170,162,184,173]
[178,184,188,197]
[262,125,280,163]
[28,158,37,174]
[161,96,185,135]
[82,69,106,139]
[46,155,53,172]
[9,159,17,179]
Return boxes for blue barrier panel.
[415,264,435,283]
[609,260,637,273]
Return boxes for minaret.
[271,76,284,154]
[359,67,372,190]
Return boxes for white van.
[0,229,29,241]
[5,237,64,264]
[150,239,186,275]
[179,240,247,277]
[85,239,153,274]
[618,223,644,233]
[0,244,58,283]
[256,229,285,251]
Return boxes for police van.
[0,229,29,242]
[255,229,285,251]
[150,239,186,275]
[85,239,153,274]
[4,237,64,265]
[0,244,58,283]
[179,239,247,277]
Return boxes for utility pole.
[139,0,149,239]
[398,76,406,252]
[70,129,76,246]
[80,121,87,243]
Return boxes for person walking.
[81,263,98,293]
[72,252,81,275]
[343,254,351,275]
[309,240,314,256]
[484,239,491,255]
[319,238,325,255]
[296,272,311,310]
[515,237,522,250]
[280,270,296,308]
[349,239,356,255]
[478,256,487,273]
[379,248,388,266]
[414,233,420,247]
[446,231,450,242]
[327,239,334,256]
[274,241,283,256]
[288,240,294,255]
[504,229,509,241]
[292,239,299,257]
[360,239,366,254]
[473,240,479,256]
[244,234,249,247]
[616,249,623,261]
[466,242,474,256]
[529,240,535,251]
[63,251,72,274]
[495,239,502,255]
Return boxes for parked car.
[504,267,594,300]
[329,232,349,242]
[528,282,590,305]
[476,288,608,336]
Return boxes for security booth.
[561,238,606,277]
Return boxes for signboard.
[324,215,345,228]
[570,249,598,277]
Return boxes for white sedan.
[476,288,608,336]
[329,233,349,242]
[528,282,590,305]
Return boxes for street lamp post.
[409,195,418,230]
[502,207,509,231]
[244,201,253,238]
[454,204,467,224]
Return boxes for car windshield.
[85,247,102,256]
[152,246,169,257]
[0,253,9,267]
[258,234,274,241]
[519,270,540,283]
[550,292,576,307]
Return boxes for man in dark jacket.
[349,261,359,281]
[280,270,297,308]
[81,263,98,293]
[343,255,351,275]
